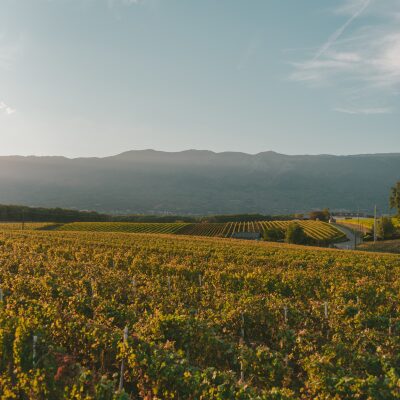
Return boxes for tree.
[309,209,330,222]
[285,223,308,244]
[390,182,400,217]
[375,217,396,240]
[263,227,285,242]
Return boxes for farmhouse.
[231,232,262,241]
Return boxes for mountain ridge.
[1,150,399,215]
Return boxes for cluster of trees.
[309,208,331,222]
[263,223,310,245]
[0,205,109,223]
[0,204,299,224]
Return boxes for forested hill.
[1,150,399,214]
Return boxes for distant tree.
[390,182,400,217]
[285,223,308,245]
[309,209,330,222]
[263,227,285,242]
[375,217,396,240]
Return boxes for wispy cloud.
[107,0,144,8]
[334,106,392,115]
[313,0,370,61]
[0,101,16,115]
[290,0,400,114]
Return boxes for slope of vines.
[57,220,345,244]
[0,222,55,230]
[0,230,399,398]
[57,222,189,235]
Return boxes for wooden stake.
[33,335,38,367]
[118,326,129,392]
[132,278,137,295]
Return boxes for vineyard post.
[0,287,3,303]
[198,274,202,287]
[167,276,171,291]
[324,302,328,319]
[132,278,137,296]
[239,312,245,383]
[33,335,38,368]
[284,306,288,325]
[118,326,129,392]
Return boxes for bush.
[375,217,396,240]
[263,227,285,242]
[285,223,308,245]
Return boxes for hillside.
[1,150,400,214]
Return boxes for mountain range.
[1,150,399,215]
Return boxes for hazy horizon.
[1,0,399,158]
[2,148,400,159]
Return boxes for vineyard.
[56,220,345,244]
[57,222,189,235]
[0,222,55,231]
[1,229,400,398]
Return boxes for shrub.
[263,227,285,242]
[285,223,308,244]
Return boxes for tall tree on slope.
[390,182,400,217]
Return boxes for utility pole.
[373,205,377,243]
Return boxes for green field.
[0,229,399,398]
[337,217,400,231]
[56,220,345,244]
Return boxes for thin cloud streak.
[0,101,16,115]
[334,106,392,115]
[290,0,400,113]
[313,0,370,61]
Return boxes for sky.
[0,0,399,157]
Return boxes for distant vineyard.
[57,222,189,234]
[0,222,55,230]
[56,220,345,243]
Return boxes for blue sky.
[0,0,399,157]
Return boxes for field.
[57,220,345,244]
[1,229,400,398]
[336,217,400,231]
